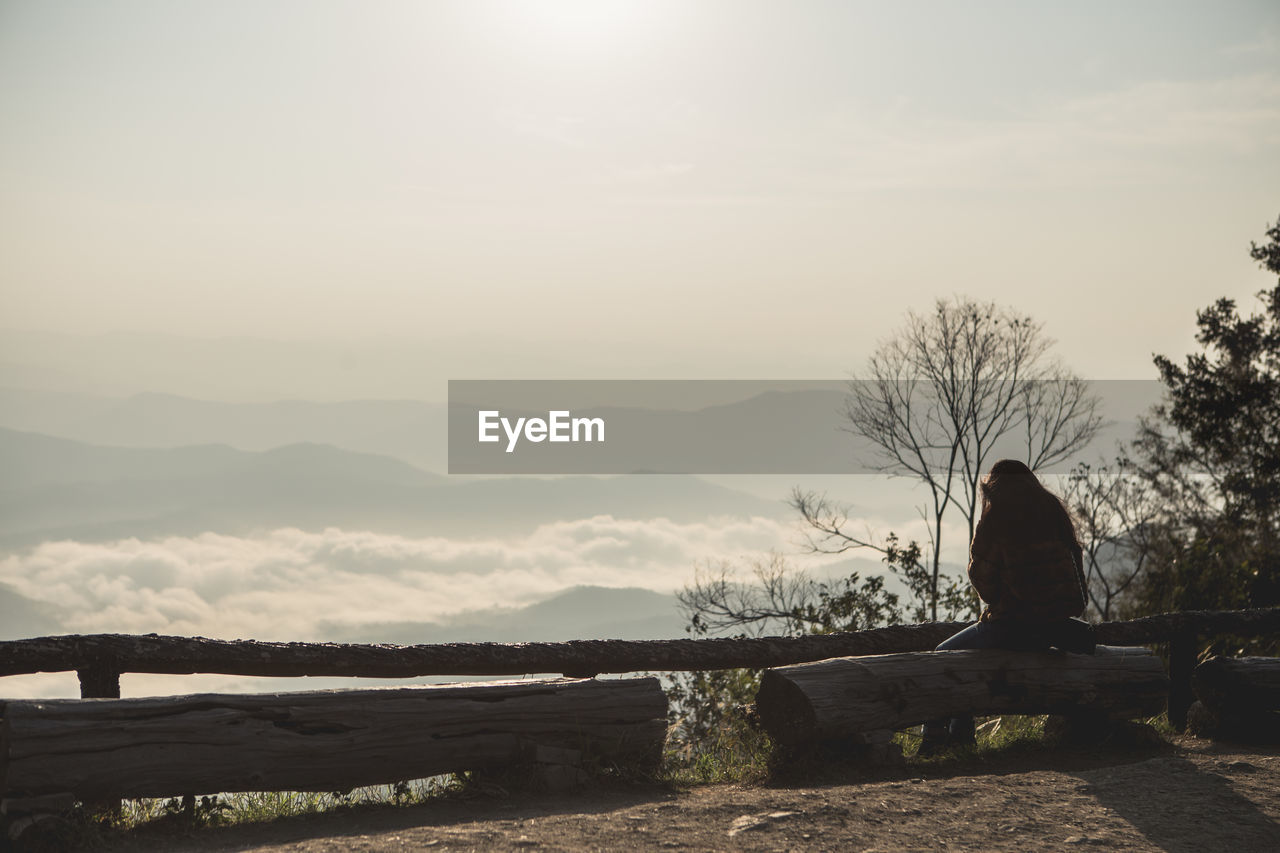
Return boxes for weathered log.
[0,609,1274,680]
[0,624,970,679]
[75,665,119,699]
[1192,656,1280,714]
[0,792,76,817]
[1188,656,1280,743]
[0,677,666,800]
[755,647,1168,746]
[1092,607,1280,647]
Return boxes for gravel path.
[64,738,1280,852]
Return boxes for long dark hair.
[978,459,1079,548]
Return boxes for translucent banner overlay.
[448,380,1163,475]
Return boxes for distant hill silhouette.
[0,582,60,639]
[0,426,442,490]
[0,387,446,471]
[0,428,784,547]
[319,585,686,644]
[0,382,1156,479]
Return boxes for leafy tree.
[663,665,767,779]
[666,552,909,767]
[1128,215,1280,649]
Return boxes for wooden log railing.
[1,608,1276,726]
[1,677,668,801]
[0,609,1275,815]
[3,608,1276,682]
[1193,655,1280,710]
[0,606,1270,829]
[1186,655,1280,741]
[755,646,1169,748]
[0,622,968,685]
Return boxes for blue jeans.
[921,618,1095,745]
[936,617,1095,654]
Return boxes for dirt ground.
[38,737,1280,852]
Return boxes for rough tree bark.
[0,624,972,678]
[755,647,1167,747]
[0,677,666,800]
[1,609,1275,679]
[1192,656,1280,711]
[1188,656,1280,742]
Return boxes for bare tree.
[787,490,978,623]
[678,553,815,637]
[795,296,1104,621]
[1063,459,1160,620]
[676,551,905,637]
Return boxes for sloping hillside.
[0,428,784,547]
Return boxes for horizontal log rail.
[1,607,1275,682]
[1,677,668,800]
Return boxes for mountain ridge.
[0,427,785,547]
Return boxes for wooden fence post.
[76,665,120,700]
[1167,627,1198,731]
[76,664,122,815]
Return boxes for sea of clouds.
[1,515,809,640]
[0,514,814,697]
[1,510,976,698]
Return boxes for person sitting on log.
[919,458,1095,756]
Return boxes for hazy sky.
[3,0,1279,398]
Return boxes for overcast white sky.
[5,2,1279,698]
[2,0,1279,398]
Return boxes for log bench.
[0,676,667,803]
[1187,656,1280,743]
[755,646,1168,760]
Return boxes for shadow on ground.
[764,725,1173,790]
[1073,753,1280,853]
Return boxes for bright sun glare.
[505,0,653,45]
